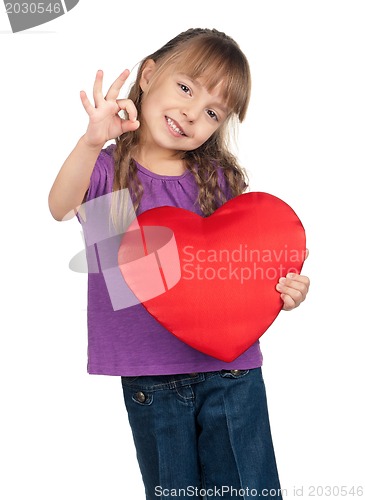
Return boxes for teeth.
[167,117,184,135]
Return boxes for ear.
[140,59,157,92]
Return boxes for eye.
[207,109,218,121]
[178,83,191,95]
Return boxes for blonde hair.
[111,28,251,229]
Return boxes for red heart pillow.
[118,192,306,362]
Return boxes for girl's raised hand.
[80,69,140,148]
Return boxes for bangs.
[155,35,251,121]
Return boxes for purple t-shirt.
[78,144,263,376]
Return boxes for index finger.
[105,69,130,101]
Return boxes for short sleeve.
[84,143,116,203]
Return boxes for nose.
[181,105,198,123]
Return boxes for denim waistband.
[121,368,254,391]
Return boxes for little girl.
[49,28,309,499]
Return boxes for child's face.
[139,63,229,156]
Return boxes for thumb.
[121,119,140,134]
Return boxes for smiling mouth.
[165,116,186,136]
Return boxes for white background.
[1,1,364,499]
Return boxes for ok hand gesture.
[80,69,140,148]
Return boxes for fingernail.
[279,277,286,284]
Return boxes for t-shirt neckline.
[134,160,190,181]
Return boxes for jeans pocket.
[121,378,154,405]
[130,390,153,406]
[219,369,250,379]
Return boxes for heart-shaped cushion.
[118,192,306,362]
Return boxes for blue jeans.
[121,368,282,499]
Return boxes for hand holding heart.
[118,192,308,362]
[276,258,310,311]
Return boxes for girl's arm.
[48,136,103,221]
[48,69,139,221]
